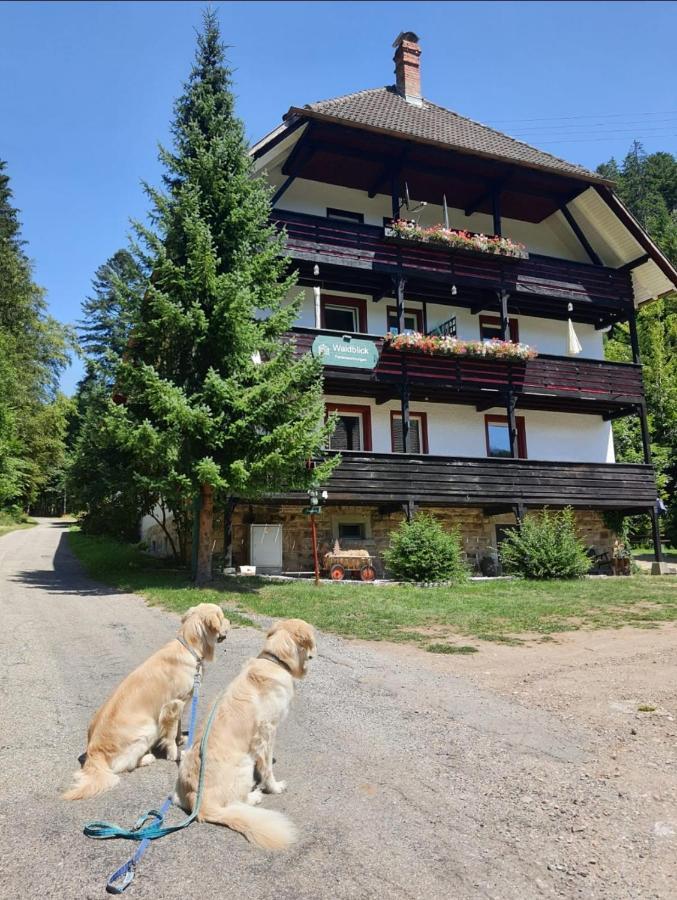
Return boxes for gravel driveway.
[0,519,674,899]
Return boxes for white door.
[250,524,283,571]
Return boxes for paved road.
[0,520,665,899]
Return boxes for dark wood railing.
[273,210,633,308]
[289,329,644,407]
[284,452,656,511]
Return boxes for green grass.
[632,546,677,562]
[426,644,479,655]
[68,531,677,647]
[0,511,37,538]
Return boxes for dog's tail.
[62,754,119,800]
[200,802,297,850]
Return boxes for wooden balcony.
[273,210,634,322]
[285,452,657,512]
[289,328,644,415]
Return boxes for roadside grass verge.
[0,511,37,538]
[68,530,255,627]
[69,530,677,646]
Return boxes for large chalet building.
[147,33,677,575]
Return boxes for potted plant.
[611,539,631,576]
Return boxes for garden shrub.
[499,507,590,579]
[382,512,467,582]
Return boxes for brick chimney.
[393,32,422,104]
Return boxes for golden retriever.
[173,618,316,850]
[63,603,230,800]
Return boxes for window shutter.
[392,416,421,453]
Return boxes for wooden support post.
[650,508,663,564]
[391,171,401,221]
[498,289,517,457]
[514,503,526,524]
[271,174,296,206]
[638,402,652,465]
[403,499,416,521]
[393,272,410,454]
[506,392,518,459]
[492,186,502,237]
[561,205,602,266]
[627,305,641,364]
[401,374,411,455]
[395,274,406,334]
[498,289,510,339]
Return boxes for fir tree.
[0,159,73,510]
[115,11,335,582]
[79,249,144,385]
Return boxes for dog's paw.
[265,779,286,794]
[165,744,179,762]
[247,788,264,806]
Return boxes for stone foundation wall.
[217,504,615,575]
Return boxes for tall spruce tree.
[0,159,73,510]
[79,249,144,385]
[116,12,335,582]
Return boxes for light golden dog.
[63,603,230,800]
[174,618,316,850]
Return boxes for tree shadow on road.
[11,527,129,598]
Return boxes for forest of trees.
[597,144,677,544]
[0,161,74,521]
[1,17,675,557]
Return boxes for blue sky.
[2,0,676,394]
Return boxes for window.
[479,315,519,343]
[386,306,424,335]
[321,296,367,333]
[332,514,372,542]
[326,207,364,224]
[484,415,527,459]
[390,411,429,454]
[338,522,366,540]
[326,403,372,452]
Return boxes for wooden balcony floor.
[279,452,657,513]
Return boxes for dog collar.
[176,635,202,664]
[257,650,293,675]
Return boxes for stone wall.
[217,504,615,575]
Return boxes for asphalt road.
[0,520,668,899]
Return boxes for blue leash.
[83,660,222,894]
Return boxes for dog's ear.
[266,621,282,638]
[289,623,315,651]
[181,606,197,623]
[205,610,224,634]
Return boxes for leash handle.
[93,665,205,892]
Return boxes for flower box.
[385,221,529,260]
[384,332,538,361]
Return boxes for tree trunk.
[195,483,214,586]
[223,497,237,570]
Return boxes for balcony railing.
[289,328,645,409]
[285,452,657,511]
[272,210,633,308]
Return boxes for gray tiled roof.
[300,87,600,182]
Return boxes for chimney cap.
[392,31,420,48]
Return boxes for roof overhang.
[252,110,677,305]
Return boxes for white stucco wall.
[325,393,615,463]
[276,177,589,262]
[292,287,605,359]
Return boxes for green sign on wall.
[312,334,379,369]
